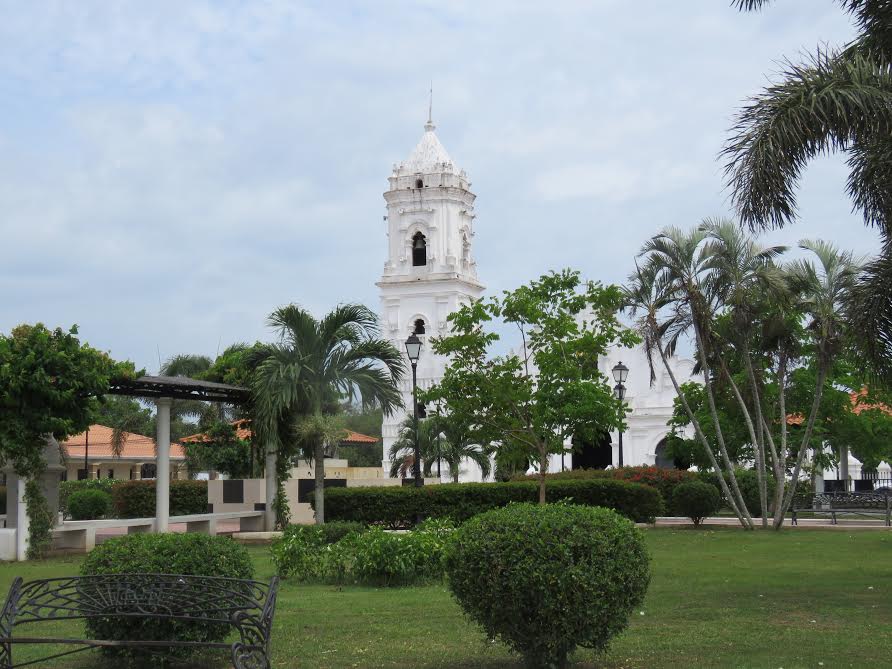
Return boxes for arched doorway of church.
[654,438,688,470]
[571,432,612,470]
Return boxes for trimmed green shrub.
[80,533,253,657]
[672,480,721,526]
[445,503,650,668]
[112,479,208,518]
[514,465,695,503]
[318,478,663,527]
[698,468,762,517]
[271,522,368,578]
[67,489,113,520]
[59,479,117,517]
[271,520,456,585]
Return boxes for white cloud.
[0,0,875,373]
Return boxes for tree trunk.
[693,327,755,529]
[776,365,828,527]
[538,441,548,505]
[771,353,789,527]
[720,356,768,527]
[656,339,749,527]
[314,437,326,524]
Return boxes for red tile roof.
[786,389,892,426]
[180,420,379,445]
[62,425,186,460]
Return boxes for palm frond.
[723,48,892,231]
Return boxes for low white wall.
[0,530,16,561]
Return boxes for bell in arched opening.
[412,232,427,267]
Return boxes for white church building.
[378,116,695,481]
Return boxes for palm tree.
[250,304,404,526]
[701,219,788,525]
[624,257,752,528]
[778,240,861,522]
[724,0,892,380]
[638,226,757,528]
[388,415,492,483]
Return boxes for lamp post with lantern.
[612,361,629,468]
[404,334,423,487]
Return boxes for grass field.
[0,528,889,668]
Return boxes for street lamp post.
[435,400,442,480]
[612,361,629,469]
[404,334,423,487]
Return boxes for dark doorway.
[572,432,612,470]
[654,438,688,470]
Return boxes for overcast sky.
[0,1,880,373]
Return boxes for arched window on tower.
[413,319,426,335]
[412,232,427,267]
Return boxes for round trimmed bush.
[67,489,113,520]
[445,503,650,668]
[673,480,721,526]
[80,533,254,657]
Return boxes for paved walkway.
[653,516,892,529]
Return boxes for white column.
[839,444,850,491]
[15,477,29,562]
[155,398,172,532]
[264,443,277,531]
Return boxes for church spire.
[425,84,435,132]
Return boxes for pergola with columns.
[107,375,278,532]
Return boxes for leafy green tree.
[725,0,892,381]
[182,420,257,479]
[250,304,404,524]
[0,324,136,556]
[95,396,154,438]
[425,269,637,504]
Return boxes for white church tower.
[378,114,484,467]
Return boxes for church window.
[415,178,424,188]
[413,319,426,335]
[412,232,427,266]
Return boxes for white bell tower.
[378,114,484,468]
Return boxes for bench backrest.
[810,492,891,510]
[4,574,276,627]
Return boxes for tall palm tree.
[623,258,751,528]
[251,304,404,525]
[638,226,756,528]
[702,219,788,524]
[724,0,892,380]
[388,415,492,483]
[779,240,861,522]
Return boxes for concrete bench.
[52,511,265,551]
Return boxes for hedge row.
[316,479,664,526]
[111,480,208,518]
[514,466,696,503]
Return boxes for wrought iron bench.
[791,492,892,526]
[0,573,279,668]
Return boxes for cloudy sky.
[0,1,880,373]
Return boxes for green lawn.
[0,528,890,668]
